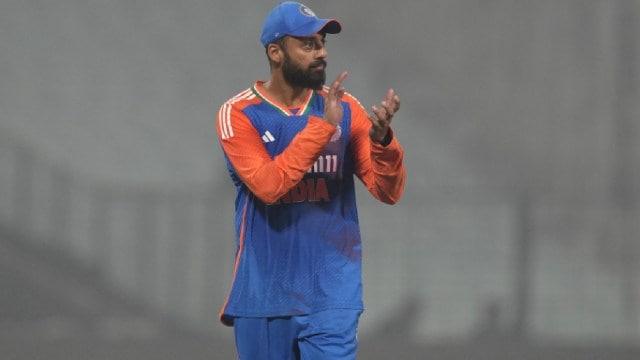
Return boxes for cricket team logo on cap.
[299,4,316,18]
[260,2,341,47]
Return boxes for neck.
[261,73,310,108]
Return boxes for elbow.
[242,173,289,204]
[259,194,281,205]
[381,193,403,205]
[252,189,282,205]
[249,183,288,204]
[374,183,405,205]
[376,175,405,205]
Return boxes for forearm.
[225,116,335,204]
[358,130,406,204]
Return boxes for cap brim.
[290,19,342,37]
[319,19,341,34]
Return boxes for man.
[216,2,406,359]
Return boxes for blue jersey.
[216,81,405,325]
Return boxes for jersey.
[216,80,405,326]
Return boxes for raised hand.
[323,71,348,127]
[369,88,400,143]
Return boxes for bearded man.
[215,2,406,359]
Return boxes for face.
[280,34,327,90]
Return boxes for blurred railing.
[0,127,235,336]
[1,126,639,344]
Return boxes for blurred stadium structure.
[1,0,639,359]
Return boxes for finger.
[376,104,390,120]
[393,95,400,112]
[330,71,348,95]
[368,114,383,131]
[328,86,345,101]
[371,105,388,125]
[385,88,395,105]
[386,93,400,113]
[381,100,394,118]
[371,105,382,120]
[368,107,380,125]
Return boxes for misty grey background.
[1,0,639,359]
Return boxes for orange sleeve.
[217,104,336,204]
[347,94,406,204]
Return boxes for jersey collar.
[251,81,315,116]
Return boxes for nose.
[316,45,327,59]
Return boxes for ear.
[267,43,283,65]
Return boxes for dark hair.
[265,36,288,65]
[265,36,288,55]
[274,36,288,49]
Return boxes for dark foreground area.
[2,231,639,360]
[3,337,640,360]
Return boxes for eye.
[295,36,325,51]
[302,38,314,50]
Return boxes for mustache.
[310,60,327,68]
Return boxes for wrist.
[372,130,392,146]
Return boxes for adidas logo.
[262,130,276,143]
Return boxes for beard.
[281,52,326,90]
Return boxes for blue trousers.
[233,309,362,360]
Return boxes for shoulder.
[217,87,261,140]
[219,87,260,113]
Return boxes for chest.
[245,101,352,159]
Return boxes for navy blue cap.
[260,2,341,47]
